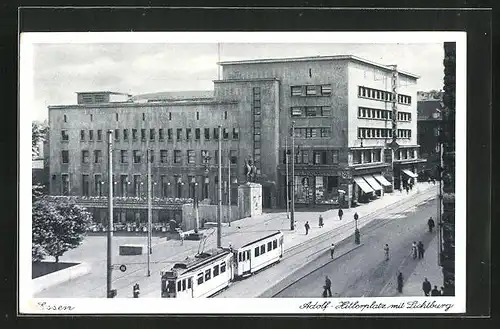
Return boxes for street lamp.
[354,212,360,244]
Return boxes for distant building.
[417,96,444,179]
[48,55,424,227]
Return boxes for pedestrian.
[431,285,440,296]
[428,177,432,184]
[406,185,410,194]
[428,217,435,233]
[432,177,436,185]
[324,276,332,297]
[330,243,335,259]
[338,208,343,221]
[318,215,324,228]
[440,286,445,296]
[418,241,425,259]
[397,272,404,293]
[422,278,432,296]
[384,244,390,261]
[179,229,184,245]
[304,221,310,235]
[411,241,418,259]
[409,182,413,191]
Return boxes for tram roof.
[228,231,282,250]
[172,248,230,274]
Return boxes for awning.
[353,176,374,194]
[363,175,382,191]
[373,174,392,187]
[402,169,418,178]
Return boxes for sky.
[31,42,445,122]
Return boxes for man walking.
[338,208,343,221]
[422,278,432,296]
[428,217,435,233]
[323,276,332,297]
[330,243,335,259]
[431,285,440,296]
[411,241,418,259]
[397,272,404,293]
[418,241,425,259]
[304,221,310,235]
[318,215,324,228]
[384,244,390,261]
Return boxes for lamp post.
[354,212,360,244]
[106,130,114,298]
[227,152,231,227]
[290,121,295,231]
[285,136,289,219]
[217,125,222,248]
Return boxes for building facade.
[48,55,425,227]
[417,98,444,179]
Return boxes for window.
[61,130,69,141]
[230,150,237,164]
[232,128,239,140]
[63,114,67,123]
[273,240,277,249]
[306,85,317,96]
[61,174,70,195]
[80,130,85,141]
[321,85,332,95]
[332,150,339,164]
[182,279,186,291]
[197,273,204,285]
[174,150,181,164]
[115,113,119,121]
[363,150,372,163]
[213,265,219,277]
[222,128,229,139]
[167,128,173,141]
[97,130,102,141]
[186,128,192,140]
[195,128,200,140]
[114,129,120,141]
[90,114,93,122]
[214,128,220,140]
[142,113,145,121]
[61,150,69,164]
[141,129,146,141]
[94,150,102,163]
[121,150,128,164]
[291,107,303,117]
[133,175,141,197]
[148,150,154,163]
[94,174,102,196]
[196,112,199,120]
[291,86,302,96]
[177,128,182,141]
[123,129,128,141]
[169,113,172,120]
[187,150,195,164]
[89,130,94,141]
[82,150,90,164]
[205,269,211,281]
[306,107,318,117]
[314,151,327,165]
[255,246,260,257]
[188,278,192,289]
[353,150,361,164]
[321,128,331,138]
[260,245,266,254]
[133,150,141,163]
[224,111,228,120]
[160,150,168,163]
[201,150,209,164]
[159,129,164,140]
[220,262,226,273]
[267,241,272,252]
[204,128,210,140]
[82,175,90,196]
[132,129,138,141]
[321,107,332,116]
[150,129,155,141]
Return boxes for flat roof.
[213,78,280,83]
[218,55,419,79]
[76,91,132,96]
[48,99,237,109]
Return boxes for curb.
[259,243,365,298]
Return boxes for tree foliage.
[32,121,48,159]
[32,195,92,263]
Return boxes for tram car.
[160,231,284,298]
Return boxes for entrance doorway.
[262,186,272,209]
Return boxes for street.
[274,196,438,298]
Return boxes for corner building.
[48,56,425,226]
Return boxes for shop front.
[350,163,392,205]
[393,159,426,190]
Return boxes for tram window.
[273,240,277,249]
[182,279,186,291]
[238,252,242,262]
[255,247,260,257]
[188,278,192,289]
[267,242,272,251]
[213,265,220,277]
[246,250,251,259]
[167,281,176,293]
[197,273,204,285]
[177,280,182,292]
[220,261,226,273]
[260,245,265,254]
[205,269,211,281]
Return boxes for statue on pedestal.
[244,159,257,183]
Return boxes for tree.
[32,198,92,263]
[32,121,48,159]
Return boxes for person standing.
[397,272,404,293]
[422,278,432,296]
[318,215,324,228]
[338,208,343,221]
[418,241,425,259]
[428,217,435,233]
[330,243,335,259]
[431,285,440,296]
[440,286,445,296]
[411,241,418,259]
[304,221,310,235]
[324,276,332,297]
[384,244,390,261]
[406,185,410,194]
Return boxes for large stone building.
[417,95,444,179]
[48,55,424,226]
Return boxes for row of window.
[352,149,383,165]
[395,148,418,161]
[358,107,412,121]
[63,111,229,123]
[283,149,340,165]
[253,87,262,171]
[357,128,412,139]
[196,261,227,286]
[254,239,279,257]
[291,84,332,97]
[293,127,332,139]
[291,106,332,117]
[69,149,239,165]
[63,127,240,142]
[358,86,412,105]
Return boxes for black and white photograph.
[20,31,466,314]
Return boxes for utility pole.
[290,121,295,231]
[147,149,152,277]
[106,130,114,298]
[285,136,289,219]
[390,65,399,190]
[217,125,222,248]
[227,149,231,227]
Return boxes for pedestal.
[238,182,262,219]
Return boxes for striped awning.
[353,176,374,194]
[363,175,382,191]
[402,169,418,178]
[373,174,392,187]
